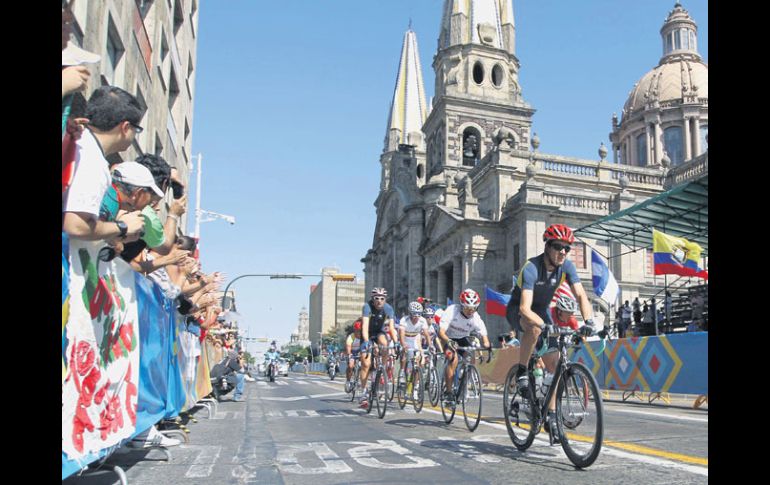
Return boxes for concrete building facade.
[308,268,365,353]
[67,0,200,233]
[362,1,708,340]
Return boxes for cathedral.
[362,1,708,339]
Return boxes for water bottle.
[542,371,554,396]
[533,368,544,398]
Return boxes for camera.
[170,181,185,199]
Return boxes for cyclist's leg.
[360,346,372,390]
[444,340,459,394]
[515,313,543,371]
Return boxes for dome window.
[664,126,684,166]
[636,133,647,166]
[472,61,484,85]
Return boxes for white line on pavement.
[607,408,708,423]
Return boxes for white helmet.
[555,295,578,314]
[459,289,480,309]
[408,301,423,315]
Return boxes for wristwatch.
[115,220,128,239]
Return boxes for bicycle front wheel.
[412,368,425,413]
[375,367,388,419]
[396,368,407,409]
[386,358,396,402]
[428,366,440,407]
[503,365,537,451]
[556,362,604,468]
[462,366,483,432]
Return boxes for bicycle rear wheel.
[412,368,425,413]
[386,357,396,402]
[396,368,407,409]
[556,362,604,468]
[366,370,375,414]
[503,365,538,451]
[375,367,388,419]
[428,366,440,407]
[462,366,482,432]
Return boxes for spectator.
[619,300,632,338]
[632,297,642,329]
[62,86,147,242]
[691,292,705,329]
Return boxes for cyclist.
[438,289,492,403]
[359,287,398,409]
[345,319,364,382]
[505,224,607,442]
[399,301,432,371]
[421,306,443,354]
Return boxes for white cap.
[112,162,164,197]
[62,42,101,66]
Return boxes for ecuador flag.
[652,229,708,280]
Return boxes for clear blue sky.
[187,1,708,346]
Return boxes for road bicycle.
[345,354,362,400]
[423,348,443,407]
[363,343,389,419]
[502,326,608,468]
[440,342,492,432]
[385,345,397,402]
[396,349,425,412]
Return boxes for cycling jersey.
[399,315,427,350]
[362,300,395,339]
[548,306,579,330]
[264,351,279,362]
[346,333,362,354]
[507,254,581,331]
[422,322,438,350]
[439,304,488,339]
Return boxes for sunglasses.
[549,242,572,253]
[409,312,422,317]
[373,296,386,301]
[129,122,144,134]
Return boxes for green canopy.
[575,175,708,255]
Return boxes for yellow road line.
[420,403,707,467]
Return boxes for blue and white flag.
[591,249,620,305]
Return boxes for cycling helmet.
[543,224,575,244]
[423,306,435,318]
[353,319,362,331]
[555,295,578,314]
[408,301,423,315]
[371,287,388,297]
[459,288,480,309]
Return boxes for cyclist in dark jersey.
[505,225,607,430]
[358,287,397,409]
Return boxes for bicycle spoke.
[557,363,604,468]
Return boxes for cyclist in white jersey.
[398,302,432,370]
[438,289,492,401]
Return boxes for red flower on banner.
[94,379,111,406]
[72,401,95,453]
[80,366,101,405]
[74,341,95,377]
[124,362,137,425]
[99,394,124,441]
[89,277,113,320]
[120,323,134,351]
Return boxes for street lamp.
[220,272,357,309]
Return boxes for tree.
[242,351,256,365]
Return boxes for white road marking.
[341,440,440,469]
[276,442,352,474]
[609,408,709,423]
[184,445,222,478]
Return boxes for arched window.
[472,61,484,85]
[664,125,684,165]
[462,127,481,167]
[636,133,647,166]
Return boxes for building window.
[699,124,708,152]
[636,133,647,166]
[513,243,520,272]
[173,0,184,35]
[663,125,683,165]
[491,64,504,87]
[674,30,681,50]
[568,242,586,270]
[462,127,481,166]
[472,61,484,85]
[155,133,163,157]
[690,31,696,51]
[665,33,672,55]
[136,0,154,18]
[104,17,125,86]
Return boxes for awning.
[575,174,708,255]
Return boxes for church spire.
[384,28,428,152]
[439,0,515,54]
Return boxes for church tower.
[423,0,535,203]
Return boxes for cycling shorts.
[449,336,474,358]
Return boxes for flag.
[447,297,453,306]
[484,286,511,317]
[652,228,708,280]
[591,249,620,305]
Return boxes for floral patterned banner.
[62,239,140,460]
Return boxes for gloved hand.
[395,343,402,355]
[446,339,458,352]
[360,341,370,353]
[579,325,594,337]
[597,325,611,339]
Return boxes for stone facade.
[363,1,707,340]
[68,0,199,233]
[292,307,311,347]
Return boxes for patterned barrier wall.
[477,333,708,396]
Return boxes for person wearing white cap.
[111,162,165,213]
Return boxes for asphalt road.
[64,371,708,484]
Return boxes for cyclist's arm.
[519,289,546,327]
[399,326,407,349]
[388,319,398,342]
[421,327,432,350]
[361,316,370,342]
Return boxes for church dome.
[622,59,707,119]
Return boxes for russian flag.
[485,286,511,317]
